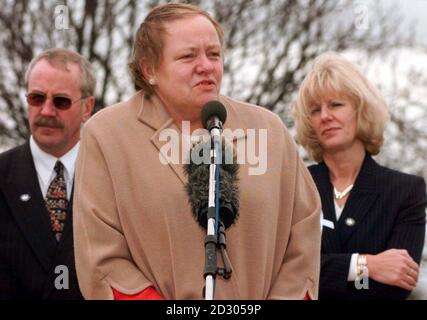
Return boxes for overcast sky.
[383,0,427,45]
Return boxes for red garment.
[113,287,309,300]
[112,287,165,300]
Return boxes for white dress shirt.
[30,136,79,201]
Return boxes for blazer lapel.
[2,143,57,273]
[312,162,342,253]
[337,154,379,244]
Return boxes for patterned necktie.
[45,160,68,242]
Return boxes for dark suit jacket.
[309,153,426,300]
[0,142,83,299]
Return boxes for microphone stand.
[217,221,232,279]
[203,124,222,300]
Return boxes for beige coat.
[73,91,321,299]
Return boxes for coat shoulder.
[375,161,426,191]
[85,92,142,128]
[219,95,295,150]
[0,144,27,173]
[220,95,284,129]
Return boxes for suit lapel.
[337,154,379,244]
[311,162,342,252]
[2,143,57,273]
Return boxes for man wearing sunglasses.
[0,48,95,299]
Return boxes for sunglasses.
[26,92,87,110]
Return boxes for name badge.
[320,210,335,230]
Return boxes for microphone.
[184,138,239,230]
[201,101,227,133]
[188,101,237,296]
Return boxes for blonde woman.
[293,52,426,299]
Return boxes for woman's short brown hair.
[128,3,224,96]
[293,52,390,162]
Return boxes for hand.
[365,249,419,291]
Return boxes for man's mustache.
[34,116,64,128]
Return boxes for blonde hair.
[293,52,390,162]
[25,48,96,98]
[128,2,224,96]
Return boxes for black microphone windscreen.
[184,138,239,229]
[201,101,227,129]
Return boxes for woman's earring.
[149,78,156,85]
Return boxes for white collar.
[30,136,80,184]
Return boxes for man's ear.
[82,96,95,123]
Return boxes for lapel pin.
[345,218,355,227]
[20,194,31,202]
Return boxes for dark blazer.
[309,153,426,300]
[0,142,82,299]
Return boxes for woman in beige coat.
[73,3,321,300]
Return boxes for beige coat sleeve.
[267,128,321,300]
[73,123,152,299]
